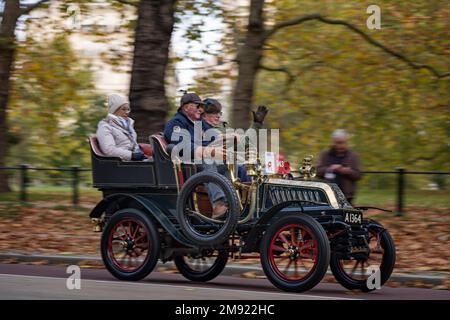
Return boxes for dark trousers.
[198,163,229,204]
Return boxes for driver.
[164,92,229,218]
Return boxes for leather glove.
[252,105,268,124]
[131,151,146,161]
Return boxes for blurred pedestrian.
[316,129,362,205]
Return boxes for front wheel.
[100,208,160,281]
[174,249,228,282]
[260,214,330,292]
[330,223,396,291]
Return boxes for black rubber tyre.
[174,249,228,282]
[101,208,160,281]
[260,214,330,292]
[176,171,240,246]
[330,223,396,292]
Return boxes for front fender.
[89,198,111,218]
[243,200,320,253]
[88,193,195,248]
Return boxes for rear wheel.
[101,208,160,281]
[330,223,396,291]
[174,249,228,282]
[260,214,330,292]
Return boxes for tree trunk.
[0,0,21,192]
[129,0,176,142]
[231,0,265,129]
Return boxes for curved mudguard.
[243,200,364,252]
[243,200,328,252]
[89,193,195,248]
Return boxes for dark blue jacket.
[164,111,214,159]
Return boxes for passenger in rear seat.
[96,93,147,161]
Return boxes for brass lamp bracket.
[300,155,316,180]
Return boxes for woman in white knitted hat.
[96,93,146,161]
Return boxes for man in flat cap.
[164,92,229,218]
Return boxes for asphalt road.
[0,264,449,300]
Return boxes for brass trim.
[266,178,340,209]
[172,160,181,193]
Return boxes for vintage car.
[88,133,396,292]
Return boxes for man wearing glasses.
[201,99,269,182]
[202,99,268,135]
[164,92,230,218]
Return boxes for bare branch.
[264,13,322,40]
[259,64,295,91]
[264,13,450,79]
[169,59,234,71]
[20,0,50,15]
[407,147,449,164]
[115,0,138,7]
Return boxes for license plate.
[344,211,363,225]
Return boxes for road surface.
[0,264,448,300]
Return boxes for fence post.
[71,166,80,207]
[19,164,29,203]
[396,167,405,216]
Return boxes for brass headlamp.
[300,155,316,180]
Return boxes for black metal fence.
[0,165,449,215]
[362,169,450,215]
[0,165,92,206]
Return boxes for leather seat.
[138,143,153,157]
[150,133,171,158]
[89,135,153,159]
[89,136,108,157]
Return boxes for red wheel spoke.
[273,254,289,261]
[129,223,137,239]
[290,227,297,246]
[128,221,133,237]
[112,236,125,242]
[300,252,314,260]
[119,224,128,237]
[271,244,287,253]
[282,259,293,274]
[300,229,306,241]
[132,224,139,239]
[336,230,387,282]
[114,226,127,240]
[350,260,361,275]
[136,242,149,251]
[134,247,143,256]
[135,236,148,247]
[300,240,313,251]
[269,223,318,282]
[134,233,147,243]
[293,260,299,277]
[278,232,290,245]
[116,251,127,260]
[109,219,150,272]
[361,260,366,276]
[311,248,317,261]
[297,257,308,270]
[118,224,129,238]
